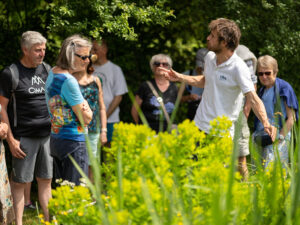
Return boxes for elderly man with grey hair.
[0,31,52,224]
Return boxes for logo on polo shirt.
[219,75,227,81]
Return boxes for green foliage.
[46,117,300,224]
[48,0,174,40]
[0,0,299,123]
[0,0,51,70]
[222,0,300,93]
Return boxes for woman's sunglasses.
[75,53,91,61]
[153,61,170,68]
[258,71,272,76]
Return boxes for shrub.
[45,116,299,224]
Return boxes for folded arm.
[72,99,93,126]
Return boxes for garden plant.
[40,114,300,225]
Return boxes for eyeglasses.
[153,61,170,68]
[258,71,272,76]
[75,53,91,61]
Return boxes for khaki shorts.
[236,113,250,157]
[12,136,53,183]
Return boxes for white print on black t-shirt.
[32,75,45,85]
[28,75,45,94]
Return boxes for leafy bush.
[45,117,300,224]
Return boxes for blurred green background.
[1,0,299,126]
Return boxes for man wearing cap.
[181,48,208,120]
[235,44,258,179]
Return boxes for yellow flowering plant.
[46,116,300,224]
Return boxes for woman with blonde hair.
[45,35,93,185]
[253,55,298,169]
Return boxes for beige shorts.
[235,113,250,157]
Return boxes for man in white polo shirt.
[161,18,276,142]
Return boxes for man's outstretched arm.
[159,68,205,88]
[245,91,277,141]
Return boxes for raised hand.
[158,67,181,82]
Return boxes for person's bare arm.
[72,99,93,126]
[243,97,251,119]
[245,91,276,141]
[95,77,107,145]
[106,95,123,119]
[159,68,205,88]
[243,84,257,119]
[280,103,295,137]
[131,95,143,124]
[0,122,8,139]
[0,96,26,159]
[181,94,201,103]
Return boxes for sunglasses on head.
[75,53,91,60]
[258,71,272,76]
[153,61,170,68]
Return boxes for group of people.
[131,18,298,179]
[0,32,127,224]
[0,17,298,224]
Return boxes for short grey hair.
[21,31,47,50]
[149,54,173,72]
[257,55,278,75]
[56,34,92,70]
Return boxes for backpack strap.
[8,63,19,127]
[42,62,51,73]
[146,80,171,124]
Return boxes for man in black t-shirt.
[0,31,52,225]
